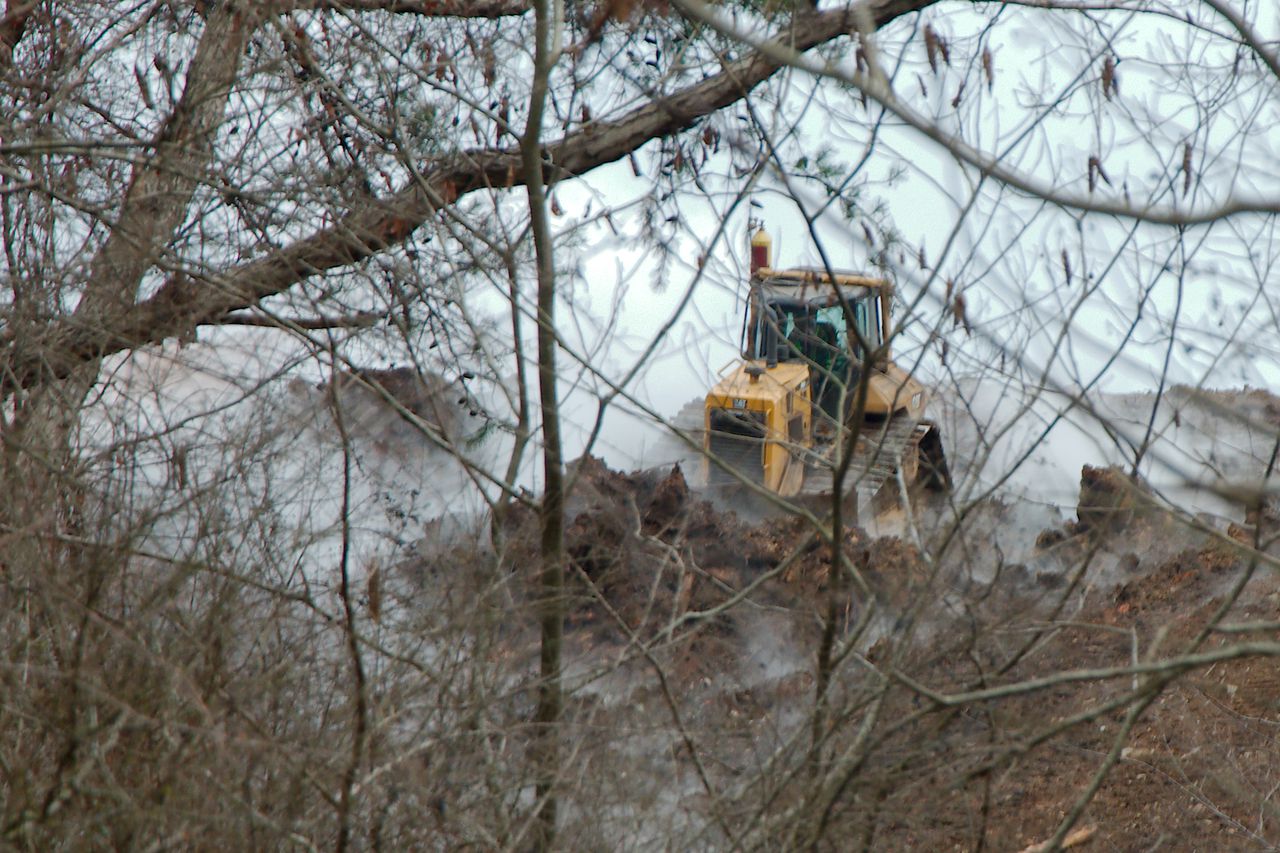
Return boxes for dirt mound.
[501,446,1280,850]
[501,457,928,675]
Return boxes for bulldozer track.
[801,417,931,505]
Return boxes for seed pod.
[1062,249,1072,285]
[982,46,994,92]
[1182,143,1193,196]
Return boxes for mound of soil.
[500,450,1280,850]
[499,456,926,672]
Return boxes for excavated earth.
[488,442,1280,849]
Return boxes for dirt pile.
[497,447,1280,850]
[1033,464,1180,556]
[501,456,926,661]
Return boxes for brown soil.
[500,454,1280,851]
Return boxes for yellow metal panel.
[704,360,814,494]
[707,361,808,404]
[864,363,927,418]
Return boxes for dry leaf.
[952,293,971,335]
[366,562,382,623]
[1087,156,1111,193]
[134,66,154,110]
[924,24,940,74]
[1017,823,1097,853]
[1102,56,1118,100]
[481,39,496,87]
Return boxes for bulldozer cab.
[743,270,890,424]
[702,225,947,500]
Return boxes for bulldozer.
[702,225,949,509]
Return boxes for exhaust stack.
[750,225,772,274]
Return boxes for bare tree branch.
[0,0,938,395]
[286,0,531,16]
[215,309,386,329]
[74,1,257,323]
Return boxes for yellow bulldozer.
[703,225,949,507]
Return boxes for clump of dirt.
[381,384,1280,850]
[1076,465,1150,533]
[1034,465,1183,560]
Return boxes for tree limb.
[0,0,936,396]
[285,0,531,16]
[215,309,386,330]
